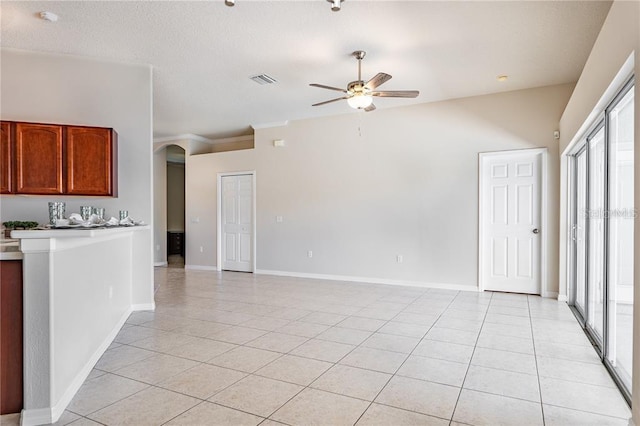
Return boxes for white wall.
[186,84,572,291]
[0,48,154,304]
[0,49,153,225]
[167,162,185,232]
[557,0,639,421]
[153,148,167,265]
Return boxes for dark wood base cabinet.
[0,260,23,415]
[168,232,185,256]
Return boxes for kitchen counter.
[0,238,22,260]
[12,225,154,426]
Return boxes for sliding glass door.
[587,125,605,346]
[573,147,587,319]
[569,77,634,401]
[606,85,634,392]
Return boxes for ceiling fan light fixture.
[347,93,373,109]
[327,0,343,12]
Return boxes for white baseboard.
[24,308,132,426]
[132,302,156,311]
[154,261,168,267]
[185,264,219,271]
[254,269,478,292]
[629,417,635,426]
[542,291,559,299]
[20,408,51,426]
[557,294,568,302]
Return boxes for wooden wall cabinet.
[0,121,117,196]
[66,126,117,196]
[0,122,12,194]
[15,123,64,195]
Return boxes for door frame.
[478,147,549,295]
[216,171,257,272]
[568,142,589,323]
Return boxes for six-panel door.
[222,174,254,272]
[481,150,542,294]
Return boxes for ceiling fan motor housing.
[347,81,368,94]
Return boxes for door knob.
[532,228,540,234]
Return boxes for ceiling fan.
[310,50,419,112]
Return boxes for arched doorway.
[165,145,186,267]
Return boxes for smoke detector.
[39,11,59,22]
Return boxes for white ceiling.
[1,1,611,139]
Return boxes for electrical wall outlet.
[199,246,204,253]
[308,250,313,258]
[397,255,403,263]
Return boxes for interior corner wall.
[559,1,638,154]
[153,148,168,265]
[0,48,154,298]
[555,1,639,421]
[186,83,573,290]
[166,163,185,232]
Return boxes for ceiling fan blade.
[310,83,348,93]
[365,73,392,90]
[371,90,419,98]
[364,104,376,112]
[312,96,349,107]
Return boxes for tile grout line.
[351,289,465,425]
[529,295,547,426]
[448,290,494,424]
[262,291,414,424]
[258,287,445,423]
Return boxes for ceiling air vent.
[250,74,277,85]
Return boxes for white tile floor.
[10,268,634,425]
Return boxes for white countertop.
[11,225,150,239]
[0,238,22,260]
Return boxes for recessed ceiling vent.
[250,74,277,85]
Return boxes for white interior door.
[481,150,543,294]
[221,174,253,272]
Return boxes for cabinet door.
[65,127,117,196]
[0,122,12,194]
[0,260,23,414]
[15,123,64,194]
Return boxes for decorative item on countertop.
[80,206,93,221]
[48,202,66,225]
[67,213,105,226]
[91,207,105,220]
[50,213,146,228]
[119,210,129,220]
[2,221,39,238]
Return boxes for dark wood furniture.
[167,231,185,256]
[0,122,12,194]
[65,126,117,196]
[0,260,23,415]
[1,121,117,196]
[15,123,64,195]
